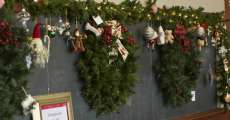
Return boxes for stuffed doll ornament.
[73,29,86,53]
[144,26,158,49]
[21,95,36,115]
[157,26,165,45]
[165,30,174,44]
[31,22,49,68]
[197,24,205,37]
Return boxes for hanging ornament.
[197,24,205,37]
[63,22,74,50]
[102,25,113,45]
[157,26,165,45]
[25,55,32,69]
[225,93,230,103]
[30,22,49,68]
[211,30,221,47]
[21,87,36,116]
[165,30,174,44]
[57,17,65,35]
[144,26,158,49]
[47,17,57,38]
[0,0,5,9]
[218,46,228,57]
[151,3,158,15]
[73,29,86,53]
[223,58,229,72]
[197,37,205,51]
[16,8,31,32]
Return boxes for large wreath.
[77,19,138,115]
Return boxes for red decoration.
[32,23,41,39]
[102,25,113,45]
[0,20,20,47]
[180,37,191,54]
[174,24,187,38]
[200,23,209,30]
[121,25,128,33]
[128,36,136,45]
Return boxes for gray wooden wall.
[15,18,217,120]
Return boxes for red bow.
[175,24,187,38]
[102,25,113,45]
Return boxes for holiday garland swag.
[0,21,31,119]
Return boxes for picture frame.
[32,92,74,120]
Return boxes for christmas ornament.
[116,39,129,61]
[165,30,174,44]
[105,20,123,39]
[197,37,205,51]
[47,17,57,38]
[151,3,158,15]
[63,22,74,50]
[102,25,113,45]
[30,22,49,68]
[211,30,221,47]
[108,47,118,64]
[197,24,205,37]
[144,26,158,49]
[93,15,104,26]
[218,46,228,57]
[21,95,36,115]
[25,55,32,69]
[223,59,229,72]
[47,25,56,38]
[16,8,31,32]
[43,18,51,62]
[21,87,36,116]
[157,26,165,45]
[57,17,65,35]
[0,0,5,9]
[85,22,102,36]
[73,29,86,53]
[225,93,230,103]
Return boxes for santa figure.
[31,22,49,68]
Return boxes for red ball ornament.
[151,3,158,15]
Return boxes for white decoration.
[144,26,158,49]
[21,95,36,115]
[105,20,122,39]
[109,48,118,64]
[85,22,101,36]
[158,26,165,45]
[57,17,66,35]
[197,25,205,36]
[116,39,129,61]
[191,91,196,102]
[25,55,32,69]
[93,15,104,25]
[219,46,228,57]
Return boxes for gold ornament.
[184,15,188,18]
[178,13,182,17]
[171,11,176,16]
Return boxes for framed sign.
[32,92,74,120]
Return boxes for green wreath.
[77,20,138,115]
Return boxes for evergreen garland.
[0,21,31,120]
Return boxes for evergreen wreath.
[77,20,138,115]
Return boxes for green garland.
[0,23,31,120]
[77,24,138,115]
